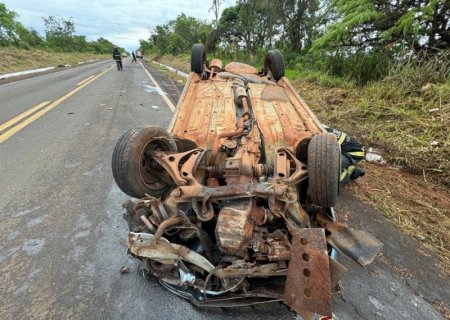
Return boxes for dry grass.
[292,78,450,187]
[346,162,450,273]
[0,47,109,74]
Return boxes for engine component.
[216,200,253,256]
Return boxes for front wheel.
[307,133,340,207]
[112,126,177,198]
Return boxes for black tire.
[307,133,340,207]
[112,126,177,199]
[191,43,207,74]
[264,50,285,81]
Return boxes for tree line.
[141,0,449,84]
[0,3,122,54]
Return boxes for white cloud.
[3,0,235,51]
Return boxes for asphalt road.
[0,59,448,320]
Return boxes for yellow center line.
[76,75,95,86]
[0,101,50,133]
[0,66,113,144]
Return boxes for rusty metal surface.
[223,62,258,75]
[278,77,327,134]
[284,228,332,317]
[316,212,383,266]
[249,83,319,165]
[169,76,237,148]
[169,70,322,166]
[216,200,254,255]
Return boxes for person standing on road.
[324,125,366,184]
[112,47,123,71]
[131,51,137,63]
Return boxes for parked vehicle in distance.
[112,43,382,318]
[136,49,143,58]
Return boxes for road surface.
[0,58,448,320]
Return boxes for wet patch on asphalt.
[141,62,184,107]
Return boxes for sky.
[3,0,235,52]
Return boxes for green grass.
[286,69,356,88]
[0,47,110,74]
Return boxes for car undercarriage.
[112,44,382,318]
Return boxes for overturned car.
[112,44,382,318]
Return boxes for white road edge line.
[139,61,175,112]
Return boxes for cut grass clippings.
[0,47,110,74]
[346,162,450,275]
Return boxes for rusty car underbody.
[112,45,382,318]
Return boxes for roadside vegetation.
[0,47,109,73]
[0,2,121,73]
[140,0,449,270]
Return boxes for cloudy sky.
[3,0,235,51]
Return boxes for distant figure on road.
[112,47,123,71]
[324,125,366,184]
[131,51,137,63]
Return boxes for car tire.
[112,126,177,199]
[264,50,285,81]
[307,133,340,207]
[191,43,207,74]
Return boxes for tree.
[43,15,75,51]
[146,14,213,55]
[209,0,223,27]
[0,3,18,45]
[312,0,450,52]
[218,1,280,54]
[15,25,43,47]
[91,37,117,54]
[276,0,321,52]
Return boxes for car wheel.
[112,126,177,199]
[307,133,340,207]
[191,43,207,75]
[264,50,285,81]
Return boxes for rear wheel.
[112,126,177,198]
[191,43,207,74]
[307,133,340,207]
[264,50,285,81]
